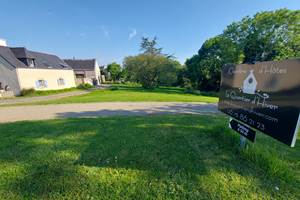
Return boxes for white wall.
[17,68,76,91]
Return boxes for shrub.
[77,83,93,90]
[110,86,119,91]
[20,88,35,96]
[183,78,193,93]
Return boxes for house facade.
[64,59,101,86]
[0,43,76,96]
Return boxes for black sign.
[229,119,256,142]
[219,59,300,147]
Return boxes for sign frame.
[218,59,300,147]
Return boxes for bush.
[110,86,119,91]
[183,78,193,93]
[123,54,182,89]
[77,83,93,90]
[20,88,35,96]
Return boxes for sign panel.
[229,118,256,142]
[218,59,300,147]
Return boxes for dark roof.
[29,51,71,69]
[10,47,35,59]
[0,46,72,70]
[0,46,28,68]
[64,59,96,71]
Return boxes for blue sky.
[0,0,299,65]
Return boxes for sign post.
[240,136,247,148]
[219,59,300,147]
[229,117,256,147]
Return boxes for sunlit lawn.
[38,85,219,104]
[0,115,299,199]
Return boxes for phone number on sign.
[226,109,265,131]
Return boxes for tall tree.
[140,37,163,56]
[224,9,300,63]
[124,37,181,88]
[185,9,300,91]
[186,35,243,91]
[107,62,122,81]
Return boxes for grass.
[38,85,219,105]
[19,87,81,97]
[0,115,298,199]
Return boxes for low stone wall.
[0,90,14,98]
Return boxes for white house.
[0,40,76,96]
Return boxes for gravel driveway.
[0,102,219,123]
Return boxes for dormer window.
[28,59,35,67]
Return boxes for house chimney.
[0,39,7,47]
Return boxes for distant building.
[64,59,101,86]
[0,42,76,96]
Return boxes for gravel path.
[0,90,89,106]
[0,102,219,123]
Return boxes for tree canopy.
[107,62,122,81]
[124,37,181,89]
[185,9,300,91]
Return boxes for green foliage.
[185,9,300,91]
[124,37,182,89]
[20,88,36,96]
[124,54,181,89]
[140,36,163,56]
[157,59,182,86]
[76,83,93,90]
[107,62,122,81]
[20,88,80,97]
[224,9,300,62]
[110,86,119,90]
[186,35,243,91]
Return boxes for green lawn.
[39,85,218,104]
[0,115,298,199]
[18,87,81,97]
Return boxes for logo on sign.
[242,70,257,94]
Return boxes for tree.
[107,62,122,81]
[185,9,300,91]
[224,9,300,63]
[123,54,180,88]
[185,35,243,91]
[124,37,182,89]
[157,59,181,86]
[140,37,163,56]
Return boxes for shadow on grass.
[0,115,298,199]
[54,104,219,119]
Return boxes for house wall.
[16,68,76,92]
[0,58,20,96]
[74,70,97,85]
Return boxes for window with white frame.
[35,80,48,89]
[57,78,65,86]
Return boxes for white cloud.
[128,28,137,40]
